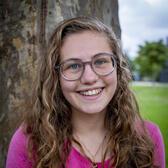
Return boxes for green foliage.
[134,40,168,80]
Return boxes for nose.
[80,64,98,84]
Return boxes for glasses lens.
[61,59,83,80]
[93,54,115,76]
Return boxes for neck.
[72,109,106,137]
[71,109,110,163]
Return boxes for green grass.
[132,84,168,166]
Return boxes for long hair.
[23,17,155,168]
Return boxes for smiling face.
[60,31,117,115]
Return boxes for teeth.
[79,88,102,96]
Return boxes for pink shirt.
[6,121,165,168]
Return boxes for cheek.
[105,70,117,86]
[60,78,69,94]
[60,80,71,103]
[105,71,118,98]
[60,77,77,95]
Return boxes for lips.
[78,88,103,96]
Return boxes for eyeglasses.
[55,52,116,81]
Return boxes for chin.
[77,106,106,115]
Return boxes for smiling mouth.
[78,88,103,96]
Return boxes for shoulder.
[7,126,28,154]
[144,120,165,168]
[144,120,163,141]
[10,126,28,145]
[6,126,33,168]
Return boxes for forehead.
[60,30,112,61]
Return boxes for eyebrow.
[61,52,113,63]
[60,54,95,63]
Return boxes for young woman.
[6,17,165,168]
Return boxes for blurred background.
[0,0,167,167]
[119,1,168,166]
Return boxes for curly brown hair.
[23,17,156,168]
